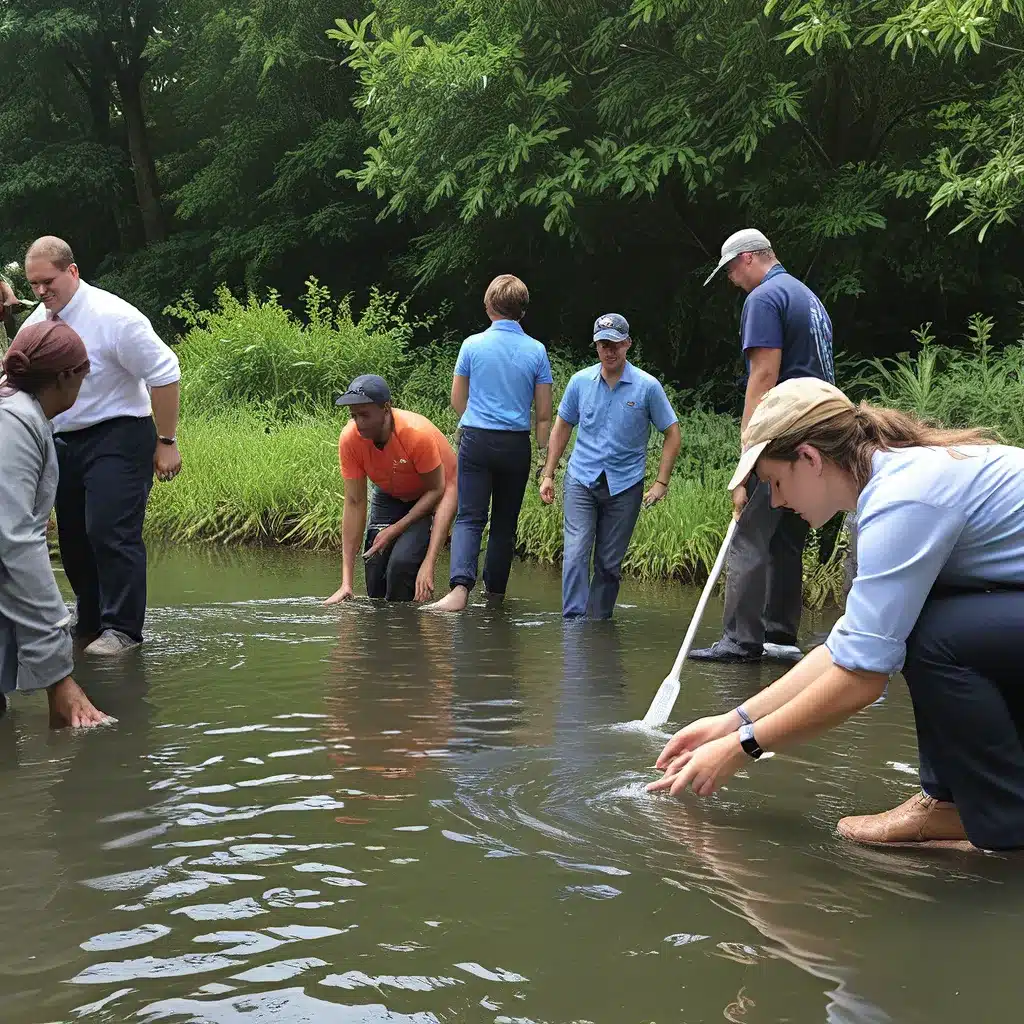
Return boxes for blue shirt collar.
[588,360,635,385]
[762,264,787,283]
[489,319,525,334]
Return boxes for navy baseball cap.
[335,374,392,407]
[593,313,630,343]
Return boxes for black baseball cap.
[335,374,392,407]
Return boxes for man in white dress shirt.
[18,236,182,655]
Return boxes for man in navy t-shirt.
[690,228,834,664]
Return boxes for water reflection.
[324,607,456,789]
[0,555,1022,1023]
[0,654,157,1020]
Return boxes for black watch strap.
[158,435,177,445]
[739,723,763,760]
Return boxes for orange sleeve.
[408,423,442,475]
[338,426,365,480]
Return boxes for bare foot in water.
[47,677,114,729]
[423,585,469,613]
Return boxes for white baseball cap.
[703,228,773,286]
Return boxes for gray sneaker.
[762,642,804,663]
[84,629,141,656]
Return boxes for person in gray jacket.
[0,321,111,728]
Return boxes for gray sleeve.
[0,416,73,691]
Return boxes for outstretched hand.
[654,712,738,772]
[324,583,354,605]
[647,733,747,797]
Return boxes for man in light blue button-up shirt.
[540,314,681,618]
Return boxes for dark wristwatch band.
[739,723,764,760]
[158,435,177,446]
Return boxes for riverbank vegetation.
[139,282,1024,608]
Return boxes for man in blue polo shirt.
[690,227,834,664]
[539,314,681,619]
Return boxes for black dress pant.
[904,588,1024,849]
[720,475,809,654]
[364,490,432,602]
[54,416,156,642]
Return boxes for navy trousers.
[364,490,432,602]
[904,588,1024,849]
[54,416,155,642]
[448,427,531,595]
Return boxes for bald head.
[26,236,75,271]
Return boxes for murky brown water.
[1,547,1021,1024]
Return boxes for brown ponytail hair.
[763,402,1000,488]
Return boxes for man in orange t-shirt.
[324,374,458,604]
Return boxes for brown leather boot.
[837,792,974,850]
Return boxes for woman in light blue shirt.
[649,377,1024,852]
[426,275,553,612]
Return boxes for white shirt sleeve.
[113,312,181,387]
[826,499,967,675]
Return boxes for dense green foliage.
[3,0,1024,392]
[171,279,439,418]
[852,314,1024,444]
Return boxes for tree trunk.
[116,66,165,244]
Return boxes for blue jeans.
[562,473,643,619]
[449,427,532,594]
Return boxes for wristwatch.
[158,435,177,446]
[738,723,764,760]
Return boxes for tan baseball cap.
[728,377,856,490]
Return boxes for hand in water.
[653,713,737,773]
[47,677,114,729]
[642,481,668,508]
[415,562,434,603]
[731,484,748,521]
[324,583,354,605]
[539,475,556,504]
[647,733,747,798]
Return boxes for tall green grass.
[145,404,848,607]
[851,313,1024,443]
[146,279,932,608]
